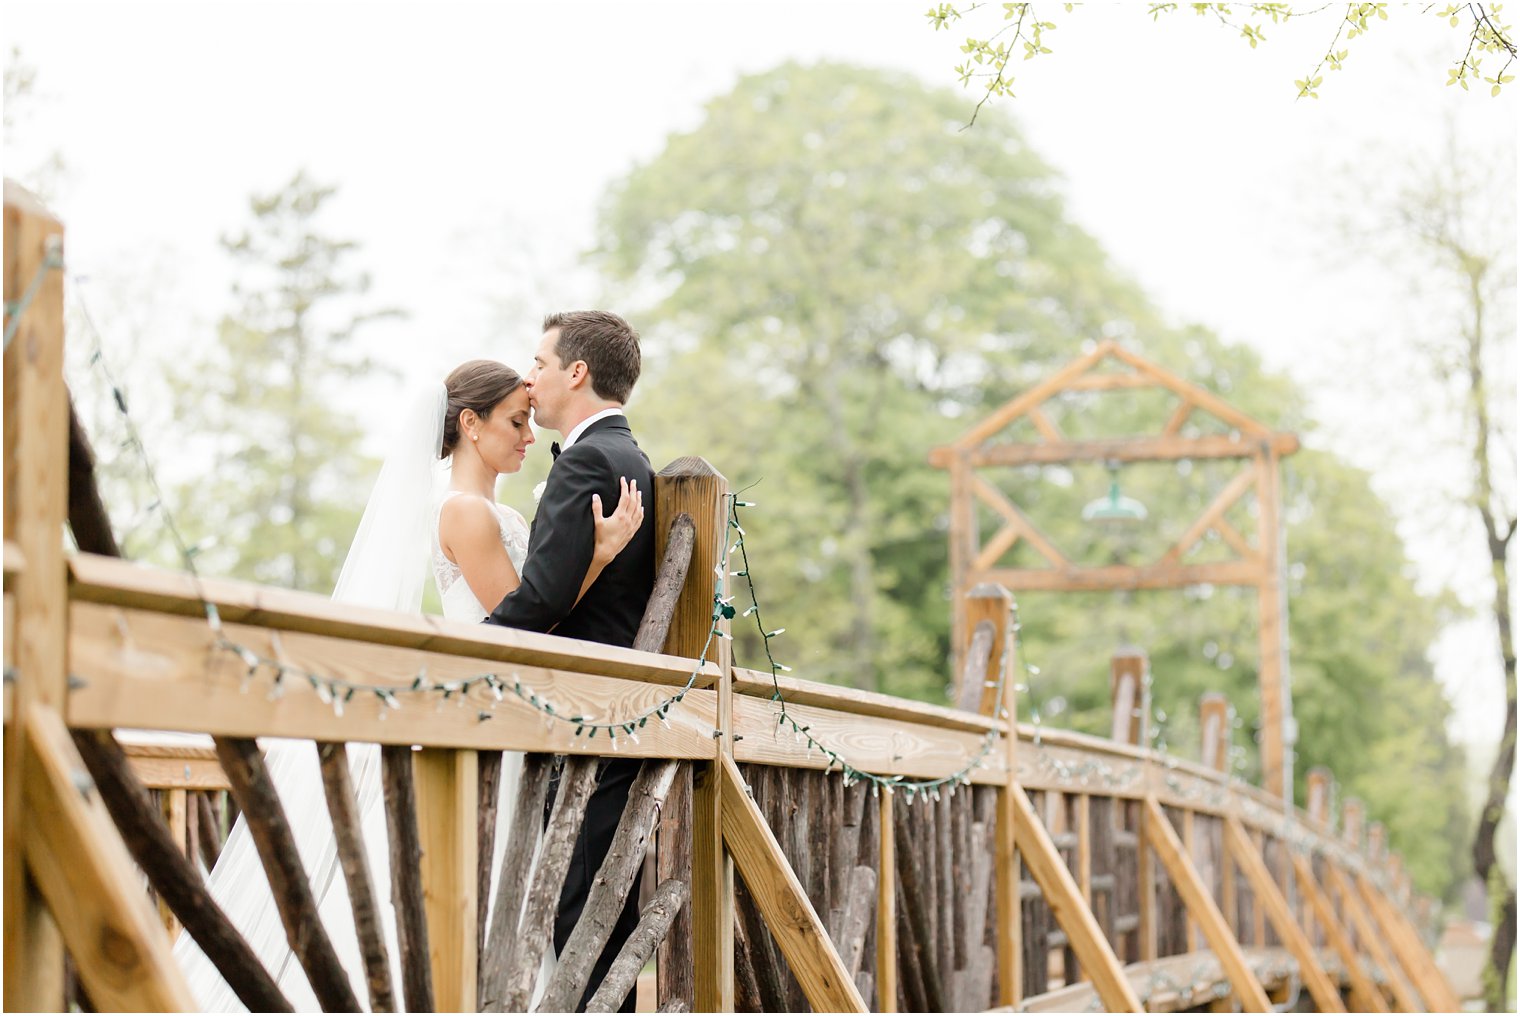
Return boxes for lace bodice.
[431,491,530,621]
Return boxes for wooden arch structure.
[4,183,1460,1013]
[931,341,1302,799]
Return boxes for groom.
[487,310,656,1012]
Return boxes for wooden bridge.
[3,182,1460,1012]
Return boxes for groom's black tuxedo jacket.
[486,414,656,646]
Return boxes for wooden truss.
[933,340,1301,799]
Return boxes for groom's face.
[526,328,572,431]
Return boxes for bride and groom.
[177,311,659,1012]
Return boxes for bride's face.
[469,387,536,474]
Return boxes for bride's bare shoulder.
[438,493,502,541]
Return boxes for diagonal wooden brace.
[1143,797,1270,1012]
[1013,782,1143,1012]
[1291,854,1387,1013]
[22,704,195,1011]
[1223,816,1345,1012]
[717,753,867,1013]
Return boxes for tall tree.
[175,171,402,592]
[1377,139,1516,1010]
[595,61,1468,892]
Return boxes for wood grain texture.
[381,744,434,1014]
[1291,853,1386,1013]
[731,665,1004,735]
[68,552,719,686]
[1142,797,1269,1012]
[731,692,1007,784]
[718,754,867,1013]
[585,877,690,1013]
[70,728,290,1011]
[690,761,733,1012]
[414,748,477,1012]
[656,762,694,1009]
[1352,867,1461,1012]
[5,181,69,1011]
[69,602,720,760]
[1012,782,1142,1012]
[478,753,551,1009]
[540,760,679,1013]
[1328,864,1419,1012]
[1223,817,1344,1012]
[22,705,196,1012]
[317,742,395,1013]
[216,735,361,1012]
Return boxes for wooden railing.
[3,179,1458,1013]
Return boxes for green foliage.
[926,3,1515,113]
[596,61,1469,896]
[170,171,402,593]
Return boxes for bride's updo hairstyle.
[440,359,524,458]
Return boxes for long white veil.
[172,384,449,1011]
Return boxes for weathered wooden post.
[1306,767,1332,828]
[654,457,730,1012]
[1199,693,1230,773]
[1109,647,1149,746]
[1366,821,1386,864]
[965,584,1018,1009]
[3,178,69,1012]
[1111,648,1156,963]
[1342,798,1365,853]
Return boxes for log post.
[1306,767,1332,827]
[1253,446,1293,800]
[964,584,1022,1010]
[4,178,68,1012]
[1199,693,1230,773]
[1109,647,1149,746]
[653,457,730,1013]
[1342,798,1365,853]
[1366,821,1386,864]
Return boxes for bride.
[172,359,644,1011]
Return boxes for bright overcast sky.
[5,2,1516,753]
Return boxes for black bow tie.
[550,441,562,460]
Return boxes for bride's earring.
[471,433,479,442]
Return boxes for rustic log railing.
[4,180,1458,1013]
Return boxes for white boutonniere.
[532,480,547,504]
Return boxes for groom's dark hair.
[543,310,641,404]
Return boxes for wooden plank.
[414,748,477,1013]
[1291,854,1386,1013]
[731,692,1008,784]
[127,754,231,791]
[1213,517,1255,560]
[655,456,731,1014]
[691,763,732,1012]
[717,754,867,1012]
[977,559,1263,592]
[972,521,1022,574]
[1142,796,1270,1011]
[948,451,973,685]
[1199,694,1230,773]
[1182,808,1198,952]
[21,704,196,1011]
[1061,370,1155,391]
[730,665,1004,735]
[4,180,68,1011]
[1077,794,1092,906]
[68,602,721,759]
[965,583,1013,718]
[877,787,898,1013]
[159,788,188,936]
[970,475,1070,567]
[1105,344,1275,436]
[1328,864,1420,1012]
[656,763,694,1009]
[67,552,720,688]
[1137,799,1157,962]
[1353,868,1462,1012]
[1159,466,1258,566]
[1161,399,1194,436]
[1253,450,1291,799]
[1110,649,1148,747]
[1223,817,1345,1012]
[1012,781,1141,1011]
[951,340,1116,448]
[1028,405,1065,440]
[317,742,395,1014]
[935,431,1301,468]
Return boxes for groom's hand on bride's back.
[591,477,644,566]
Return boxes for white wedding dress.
[173,492,542,1012]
